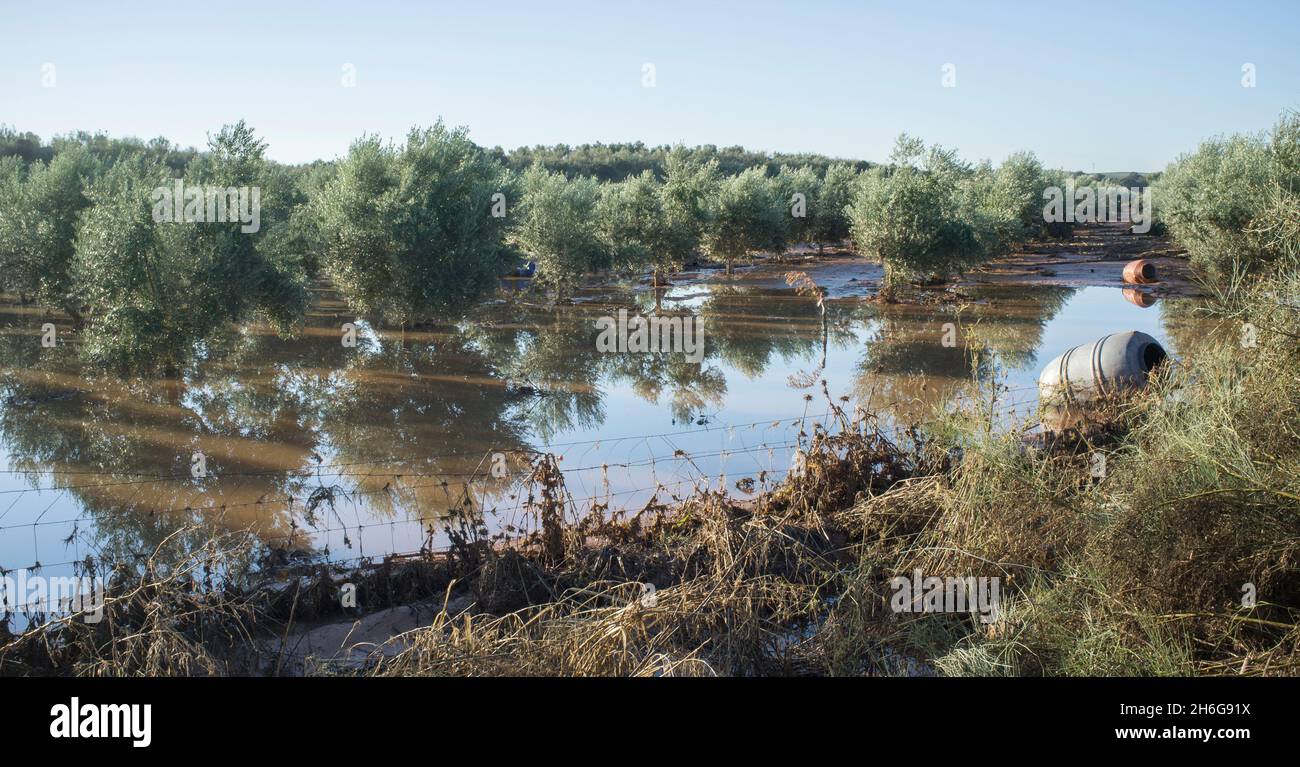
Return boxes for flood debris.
[1038,331,1167,407]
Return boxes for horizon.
[0,120,1187,175]
[3,0,1297,171]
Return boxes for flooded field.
[0,258,1213,579]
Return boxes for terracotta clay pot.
[1123,259,1157,284]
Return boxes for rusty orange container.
[1123,259,1157,284]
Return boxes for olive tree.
[848,135,985,297]
[994,151,1048,239]
[72,123,307,375]
[705,166,788,275]
[182,121,308,332]
[0,146,98,321]
[1156,112,1300,277]
[511,164,607,297]
[956,160,1025,262]
[0,156,23,296]
[658,147,721,283]
[313,122,513,323]
[808,162,858,251]
[773,164,819,247]
[597,170,665,273]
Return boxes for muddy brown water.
[0,255,1219,580]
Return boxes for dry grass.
[0,528,267,676]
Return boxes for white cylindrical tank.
[1038,331,1166,406]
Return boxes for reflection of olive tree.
[698,285,850,379]
[311,324,533,524]
[0,298,540,565]
[470,299,733,430]
[855,307,977,424]
[854,286,1077,424]
[607,292,730,421]
[0,303,81,376]
[1159,297,1224,358]
[466,304,608,440]
[0,343,315,567]
[960,286,1074,371]
[607,351,727,424]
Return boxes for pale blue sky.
[2,0,1297,170]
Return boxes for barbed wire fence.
[0,384,1046,582]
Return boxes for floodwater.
[0,258,1214,579]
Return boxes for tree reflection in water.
[1,280,1191,572]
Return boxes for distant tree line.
[490,141,871,182]
[0,125,197,173]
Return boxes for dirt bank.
[609,223,1199,304]
[961,222,1199,298]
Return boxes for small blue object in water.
[514,261,536,278]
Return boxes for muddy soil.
[960,222,1198,298]
[602,224,1198,305]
